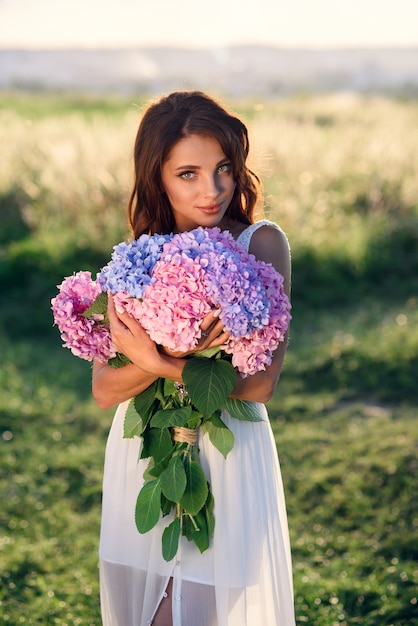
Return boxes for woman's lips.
[198,203,222,214]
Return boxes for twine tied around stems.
[172,426,198,445]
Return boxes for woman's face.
[161,134,236,232]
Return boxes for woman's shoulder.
[237,219,288,252]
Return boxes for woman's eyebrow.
[174,164,201,171]
[174,158,230,171]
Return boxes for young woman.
[92,91,295,626]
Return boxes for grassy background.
[0,92,417,625]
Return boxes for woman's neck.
[218,216,249,240]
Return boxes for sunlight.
[0,0,416,48]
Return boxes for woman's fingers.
[211,330,229,346]
[107,292,117,326]
[108,294,136,334]
[200,309,221,335]
[107,294,159,366]
[107,295,138,354]
[108,299,228,359]
[203,320,226,340]
[199,309,228,348]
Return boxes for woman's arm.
[92,360,158,410]
[92,298,227,410]
[230,225,291,404]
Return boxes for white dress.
[99,220,296,626]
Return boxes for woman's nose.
[203,174,222,198]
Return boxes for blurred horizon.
[1,45,417,97]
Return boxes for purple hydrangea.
[204,228,272,337]
[159,227,276,338]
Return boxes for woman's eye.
[180,171,195,180]
[217,163,231,174]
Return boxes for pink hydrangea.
[112,291,144,323]
[51,271,116,362]
[136,255,212,352]
[226,321,285,377]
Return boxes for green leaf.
[81,291,108,319]
[202,413,234,459]
[155,378,168,404]
[150,406,192,429]
[223,398,264,422]
[195,345,222,358]
[183,357,236,417]
[180,459,208,516]
[147,456,171,479]
[163,379,178,397]
[123,399,143,438]
[108,352,131,368]
[140,427,173,463]
[135,479,161,533]
[160,494,176,517]
[160,456,187,502]
[143,458,156,481]
[162,516,181,562]
[134,382,159,421]
[186,411,204,430]
[205,488,215,514]
[187,510,210,554]
[205,494,215,538]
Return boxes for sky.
[0,0,417,49]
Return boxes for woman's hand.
[94,294,194,409]
[107,293,161,370]
[95,300,230,410]
[160,309,229,359]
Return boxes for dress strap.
[237,219,282,253]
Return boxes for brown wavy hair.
[127,91,261,237]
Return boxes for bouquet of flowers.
[51,226,291,560]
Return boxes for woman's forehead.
[164,134,227,166]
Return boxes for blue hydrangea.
[97,233,171,298]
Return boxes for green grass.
[0,339,106,623]
[0,92,417,625]
[269,303,418,625]
[0,90,142,119]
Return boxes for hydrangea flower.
[156,227,274,340]
[139,254,212,352]
[111,227,291,373]
[225,265,291,376]
[51,271,116,362]
[53,227,291,376]
[203,228,272,337]
[97,233,171,298]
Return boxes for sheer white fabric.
[99,221,295,625]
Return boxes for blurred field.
[0,91,417,625]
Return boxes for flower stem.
[188,514,200,532]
